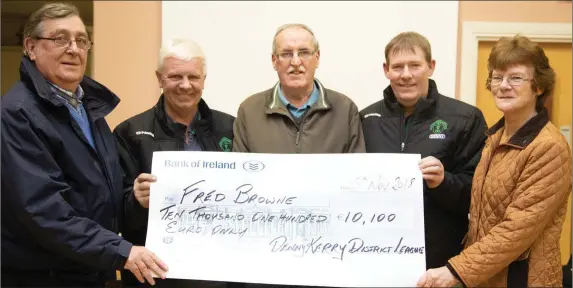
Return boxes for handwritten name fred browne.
[269,236,423,261]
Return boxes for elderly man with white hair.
[113,38,236,288]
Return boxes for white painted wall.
[162,1,459,116]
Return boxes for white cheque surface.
[147,152,425,287]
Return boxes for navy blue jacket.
[1,56,132,276]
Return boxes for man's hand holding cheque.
[419,156,445,189]
[134,173,157,208]
[124,246,169,285]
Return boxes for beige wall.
[455,0,572,99]
[91,1,572,124]
[1,47,25,95]
[93,1,161,129]
[5,2,570,123]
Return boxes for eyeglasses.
[275,49,316,61]
[36,36,93,50]
[490,75,531,87]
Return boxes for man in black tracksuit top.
[113,38,236,288]
[360,32,487,271]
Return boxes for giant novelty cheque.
[146,151,426,287]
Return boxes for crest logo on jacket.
[219,137,232,152]
[429,119,448,139]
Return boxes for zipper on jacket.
[402,119,410,152]
[296,131,300,147]
[192,126,208,151]
[399,112,407,152]
[400,108,415,152]
[294,109,311,153]
[111,218,116,233]
[399,112,403,151]
[96,150,118,231]
[70,118,118,231]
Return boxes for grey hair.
[22,3,82,55]
[272,23,320,54]
[157,38,207,76]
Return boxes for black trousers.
[122,271,246,288]
[1,267,108,287]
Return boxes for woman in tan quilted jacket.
[417,35,572,287]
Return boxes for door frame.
[459,21,572,106]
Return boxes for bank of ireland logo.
[219,137,232,152]
[243,160,265,172]
[429,119,448,139]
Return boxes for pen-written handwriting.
[234,184,297,205]
[175,180,298,206]
[269,236,423,261]
[341,176,416,192]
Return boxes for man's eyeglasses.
[275,49,316,61]
[490,76,531,87]
[36,36,93,50]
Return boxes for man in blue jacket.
[1,3,167,287]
